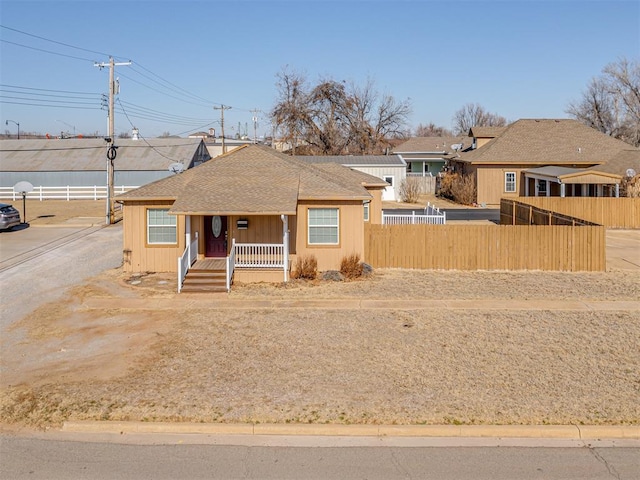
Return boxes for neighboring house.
[0,138,211,193]
[116,144,386,290]
[450,119,638,206]
[393,136,470,177]
[522,149,640,198]
[204,137,254,158]
[296,154,403,201]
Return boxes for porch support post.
[185,215,191,258]
[281,214,289,283]
[545,180,550,197]
[560,183,566,198]
[524,175,529,196]
[615,183,620,197]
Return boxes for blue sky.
[1,0,638,139]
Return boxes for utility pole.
[94,56,132,225]
[214,104,231,154]
[250,109,261,144]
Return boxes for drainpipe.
[281,214,289,282]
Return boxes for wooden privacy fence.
[364,224,606,272]
[406,174,437,194]
[500,199,601,227]
[507,197,640,228]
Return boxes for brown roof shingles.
[393,136,469,154]
[458,119,635,166]
[117,144,372,214]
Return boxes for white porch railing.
[226,240,236,291]
[234,243,285,268]
[383,203,446,225]
[0,185,139,201]
[177,232,198,293]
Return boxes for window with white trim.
[147,208,177,244]
[505,172,516,192]
[308,208,339,245]
[363,202,370,222]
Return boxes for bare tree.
[414,122,453,137]
[568,58,640,147]
[271,70,411,155]
[271,67,309,155]
[452,103,507,135]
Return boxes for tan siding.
[561,173,620,184]
[122,200,184,273]
[367,187,384,224]
[227,215,284,244]
[295,200,365,271]
[476,166,527,206]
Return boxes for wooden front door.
[205,215,227,257]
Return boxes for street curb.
[61,421,640,439]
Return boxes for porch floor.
[192,258,226,270]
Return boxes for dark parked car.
[0,203,21,230]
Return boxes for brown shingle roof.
[393,136,469,154]
[585,149,640,176]
[117,144,372,215]
[468,126,506,138]
[458,119,634,166]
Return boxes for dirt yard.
[1,199,638,429]
[1,267,639,429]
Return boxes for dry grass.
[1,268,639,429]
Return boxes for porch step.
[181,269,227,293]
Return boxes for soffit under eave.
[297,194,372,201]
[168,209,298,216]
[558,173,622,184]
[116,196,177,202]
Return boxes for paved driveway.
[605,229,640,271]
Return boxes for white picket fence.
[383,202,447,225]
[0,185,139,201]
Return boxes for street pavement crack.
[390,447,412,479]
[588,447,622,479]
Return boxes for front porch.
[178,238,289,293]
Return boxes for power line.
[130,64,214,105]
[0,84,100,95]
[0,100,101,110]
[0,24,113,57]
[116,71,212,108]
[1,25,270,128]
[0,39,96,62]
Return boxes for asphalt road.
[2,435,638,480]
[384,208,501,222]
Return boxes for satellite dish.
[13,181,34,194]
[626,168,637,178]
[451,144,462,152]
[168,163,185,174]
